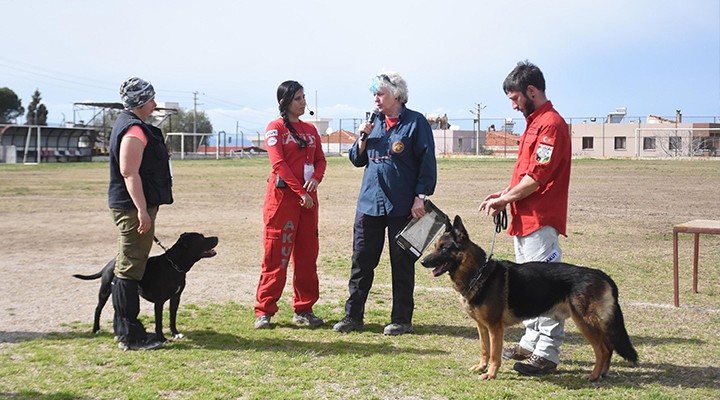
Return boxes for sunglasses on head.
[377,74,395,86]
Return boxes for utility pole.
[193,91,199,134]
[470,103,486,155]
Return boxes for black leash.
[153,236,184,274]
[466,209,508,294]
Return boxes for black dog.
[421,216,637,381]
[73,232,218,342]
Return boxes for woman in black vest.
[108,77,173,351]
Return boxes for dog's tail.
[72,272,103,281]
[609,289,639,365]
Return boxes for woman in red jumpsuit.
[254,80,327,329]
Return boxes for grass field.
[0,157,719,399]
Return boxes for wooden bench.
[672,219,720,307]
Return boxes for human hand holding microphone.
[358,107,379,152]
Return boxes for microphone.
[360,107,379,141]
[306,106,315,116]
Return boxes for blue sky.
[2,0,719,136]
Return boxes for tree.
[159,107,213,153]
[159,107,213,134]
[0,87,24,124]
[26,89,48,125]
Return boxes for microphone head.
[309,110,315,116]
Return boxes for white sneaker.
[254,315,271,329]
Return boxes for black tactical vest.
[108,110,173,209]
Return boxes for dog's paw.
[584,373,605,382]
[171,333,185,341]
[469,363,488,373]
[478,372,497,380]
[93,329,102,335]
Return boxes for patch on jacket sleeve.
[267,137,278,147]
[541,135,555,146]
[535,144,554,164]
[265,129,278,138]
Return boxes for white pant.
[513,226,564,365]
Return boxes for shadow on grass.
[0,332,48,344]
[4,329,717,391]
[0,391,92,400]
[174,327,448,357]
[518,360,720,391]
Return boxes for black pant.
[112,277,147,343]
[344,211,416,324]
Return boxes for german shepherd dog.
[421,216,638,380]
[73,232,218,342]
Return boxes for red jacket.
[509,101,571,237]
[264,118,326,198]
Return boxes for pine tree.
[26,89,48,125]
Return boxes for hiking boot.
[513,354,558,375]
[502,344,533,360]
[333,316,364,333]
[118,337,164,351]
[293,312,324,328]
[383,323,414,336]
[254,315,271,330]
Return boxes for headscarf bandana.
[119,77,155,109]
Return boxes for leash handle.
[487,208,508,261]
[494,209,508,233]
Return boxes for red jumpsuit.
[254,118,326,317]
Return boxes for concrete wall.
[432,129,482,154]
[569,122,718,158]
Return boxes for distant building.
[570,109,719,158]
[322,129,358,155]
[483,130,521,157]
[432,129,482,155]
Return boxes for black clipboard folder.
[395,200,449,260]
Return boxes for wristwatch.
[417,194,427,200]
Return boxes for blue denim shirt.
[349,106,437,217]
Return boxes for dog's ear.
[452,215,468,243]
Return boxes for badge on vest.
[392,140,405,154]
[535,143,553,164]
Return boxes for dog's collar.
[463,210,506,297]
[153,236,186,274]
[463,257,490,296]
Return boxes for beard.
[522,94,535,117]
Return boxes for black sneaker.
[293,312,324,328]
[513,354,558,375]
[383,323,413,336]
[502,344,533,360]
[333,316,364,333]
[118,337,164,351]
